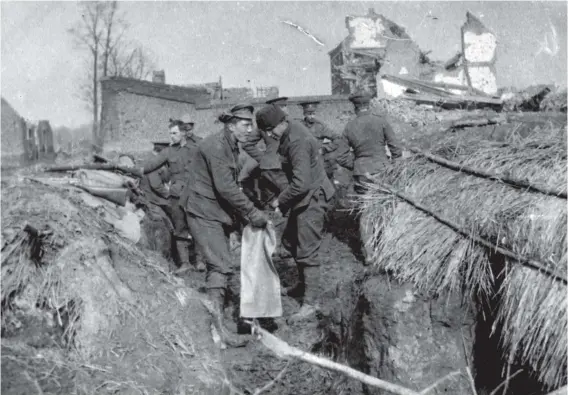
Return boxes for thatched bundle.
[1,180,234,394]
[359,122,567,389]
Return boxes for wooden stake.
[408,147,567,199]
[377,184,568,285]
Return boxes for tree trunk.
[92,49,100,152]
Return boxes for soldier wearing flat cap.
[183,103,269,347]
[335,92,403,265]
[256,104,335,323]
[118,114,205,274]
[241,97,290,206]
[299,101,340,181]
[265,96,289,115]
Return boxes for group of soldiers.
[116,92,403,347]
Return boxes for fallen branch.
[489,369,523,395]
[408,147,567,199]
[247,321,421,395]
[376,183,567,285]
[465,367,478,395]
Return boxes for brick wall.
[101,88,356,153]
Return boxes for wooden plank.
[409,146,567,199]
[382,75,454,97]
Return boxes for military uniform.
[139,164,171,220]
[138,116,204,271]
[335,93,403,263]
[256,105,335,320]
[299,101,340,180]
[184,104,267,346]
[241,97,290,205]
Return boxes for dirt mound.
[1,180,234,394]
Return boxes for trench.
[224,195,553,395]
[0,180,557,395]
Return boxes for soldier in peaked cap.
[256,104,335,324]
[118,115,205,274]
[299,100,341,181]
[183,103,269,347]
[334,91,403,265]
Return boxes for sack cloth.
[75,169,136,188]
[240,223,282,318]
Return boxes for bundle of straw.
[359,122,567,389]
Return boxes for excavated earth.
[2,111,564,395]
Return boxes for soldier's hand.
[248,209,269,228]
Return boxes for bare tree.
[109,44,156,79]
[69,1,156,151]
[68,1,106,148]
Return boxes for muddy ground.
[2,111,564,394]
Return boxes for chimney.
[152,70,165,84]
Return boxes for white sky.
[1,1,566,128]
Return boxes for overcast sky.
[1,1,566,128]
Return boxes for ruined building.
[329,9,498,99]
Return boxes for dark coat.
[184,129,255,225]
[139,166,170,206]
[336,111,402,176]
[140,135,202,197]
[241,127,283,170]
[277,120,335,211]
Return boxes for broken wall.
[462,12,498,95]
[101,89,354,154]
[334,9,423,96]
[1,98,27,167]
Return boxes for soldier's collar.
[224,129,239,150]
[280,123,292,141]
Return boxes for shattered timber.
[1,6,567,395]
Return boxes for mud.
[3,114,563,394]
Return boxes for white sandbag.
[112,209,142,243]
[240,224,282,318]
[75,169,135,188]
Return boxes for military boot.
[208,289,248,348]
[281,268,304,299]
[287,265,320,325]
[192,249,206,272]
[173,239,193,274]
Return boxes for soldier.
[138,143,172,223]
[266,96,289,115]
[299,101,340,181]
[118,115,205,273]
[335,92,403,265]
[241,97,289,205]
[184,104,269,347]
[256,104,335,323]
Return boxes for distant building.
[1,97,27,166]
[100,74,213,151]
[0,98,54,167]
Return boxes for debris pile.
[1,180,234,394]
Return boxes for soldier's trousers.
[170,197,189,238]
[282,189,330,304]
[354,175,375,262]
[186,213,234,290]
